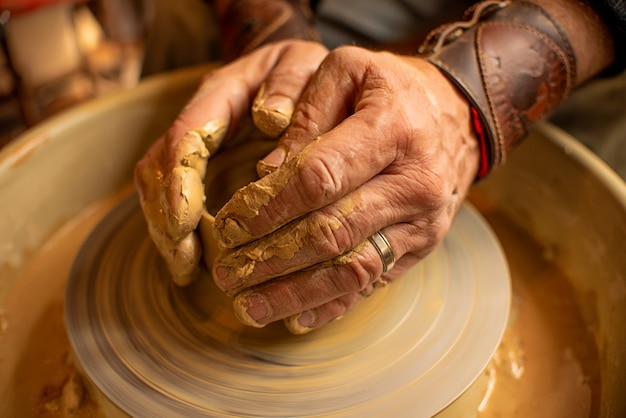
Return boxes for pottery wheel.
[65,193,510,417]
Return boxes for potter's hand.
[134,40,328,285]
[212,46,481,333]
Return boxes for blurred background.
[1,0,624,179]
[0,0,220,149]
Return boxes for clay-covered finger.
[213,119,394,249]
[211,191,368,294]
[211,134,456,294]
[283,292,364,335]
[146,225,202,287]
[251,39,327,138]
[256,46,370,173]
[162,41,328,241]
[134,139,203,285]
[230,243,418,330]
[228,236,396,326]
[282,254,417,334]
[282,276,395,334]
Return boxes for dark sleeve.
[586,0,626,72]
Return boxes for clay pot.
[0,64,624,416]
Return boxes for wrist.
[417,0,577,174]
[419,58,482,188]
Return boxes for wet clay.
[3,187,599,417]
[134,118,227,286]
[251,83,293,138]
[212,142,312,248]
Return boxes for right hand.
[209,46,481,333]
[134,40,329,286]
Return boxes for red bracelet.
[471,107,490,179]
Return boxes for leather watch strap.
[418,0,576,171]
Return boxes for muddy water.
[1,188,130,418]
[470,192,600,418]
[3,189,599,417]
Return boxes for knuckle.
[342,255,377,293]
[410,214,450,258]
[307,210,356,257]
[326,45,366,64]
[284,40,329,61]
[289,100,328,139]
[296,155,344,207]
[411,166,450,210]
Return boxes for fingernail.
[195,119,228,154]
[215,216,252,248]
[297,310,316,328]
[253,94,294,137]
[260,147,286,168]
[212,263,247,295]
[284,310,317,335]
[213,264,231,288]
[262,95,294,116]
[245,293,270,322]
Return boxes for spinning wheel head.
[65,191,510,417]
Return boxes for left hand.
[211,46,481,334]
[134,40,329,286]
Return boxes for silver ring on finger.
[368,230,395,273]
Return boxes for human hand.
[134,40,329,286]
[211,46,482,333]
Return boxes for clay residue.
[29,305,100,418]
[192,119,228,156]
[256,159,279,178]
[283,310,318,335]
[214,213,343,293]
[164,119,227,240]
[165,165,206,239]
[329,242,367,266]
[251,83,293,138]
[213,151,304,248]
[0,189,125,418]
[214,192,363,294]
[11,295,102,418]
[232,291,271,328]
